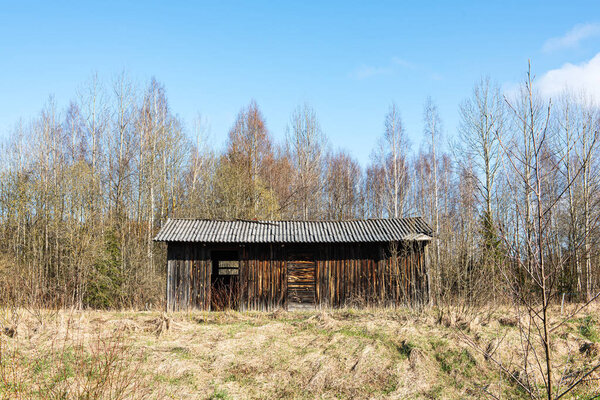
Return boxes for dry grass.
[0,305,599,399]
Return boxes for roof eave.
[402,233,433,241]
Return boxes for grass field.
[1,305,599,399]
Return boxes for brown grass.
[0,305,599,399]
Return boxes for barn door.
[210,250,240,311]
[287,253,316,310]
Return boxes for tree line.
[0,67,599,310]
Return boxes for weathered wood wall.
[166,244,211,311]
[316,242,428,307]
[238,244,287,311]
[165,241,428,311]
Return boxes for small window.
[212,250,240,277]
[218,260,239,275]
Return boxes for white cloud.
[537,53,600,102]
[543,23,600,52]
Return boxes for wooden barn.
[154,218,432,311]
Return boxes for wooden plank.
[287,253,316,308]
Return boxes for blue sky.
[1,1,600,164]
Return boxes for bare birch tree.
[373,103,410,218]
[423,97,442,301]
[286,103,326,220]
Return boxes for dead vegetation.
[0,306,599,399]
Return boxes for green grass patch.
[398,340,415,359]
[299,322,409,361]
[578,316,600,342]
[382,374,398,394]
[170,346,192,359]
[154,370,195,386]
[435,348,476,377]
[208,387,230,399]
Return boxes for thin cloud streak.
[348,57,438,81]
[391,57,416,70]
[349,65,393,79]
[543,23,600,52]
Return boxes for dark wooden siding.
[238,244,287,311]
[166,243,211,311]
[165,241,428,311]
[316,242,428,307]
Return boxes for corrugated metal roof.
[154,218,432,243]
